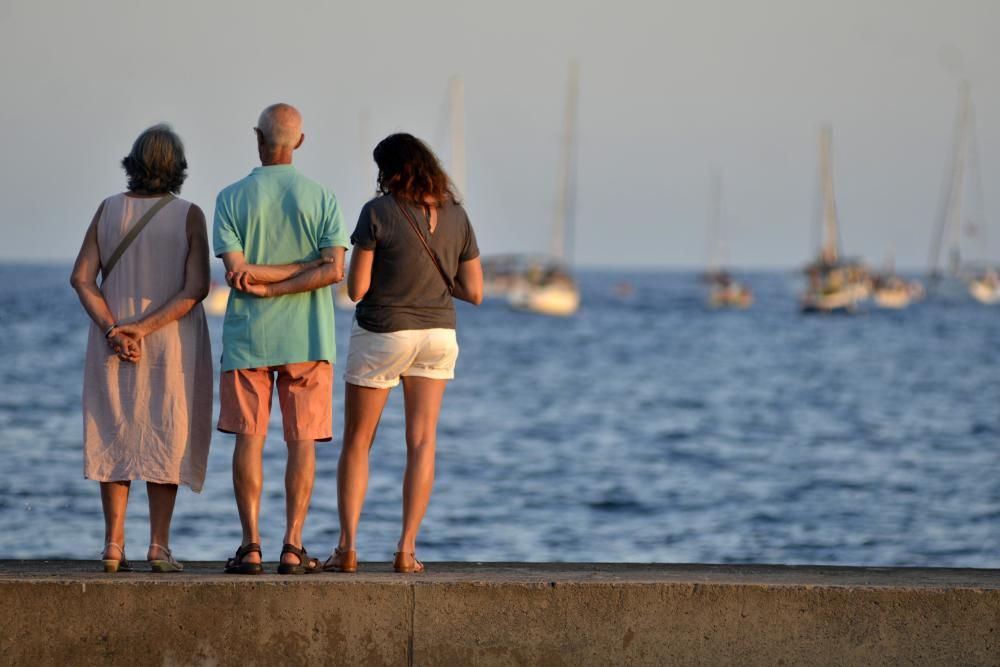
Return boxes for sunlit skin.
[332,224,483,560]
[71,197,211,562]
[223,105,346,567]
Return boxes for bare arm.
[451,257,484,305]
[70,201,116,332]
[346,248,373,302]
[114,205,211,341]
[237,246,346,298]
[70,201,140,361]
[220,252,323,290]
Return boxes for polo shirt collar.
[252,164,296,175]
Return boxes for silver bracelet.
[104,324,118,339]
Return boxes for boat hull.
[204,285,230,317]
[508,284,580,317]
[969,280,1000,305]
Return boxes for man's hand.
[226,269,254,291]
[238,282,270,297]
[226,271,270,296]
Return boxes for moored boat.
[800,126,870,314]
[204,282,230,317]
[501,62,581,316]
[969,270,1000,304]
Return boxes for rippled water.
[1,263,998,566]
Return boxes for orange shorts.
[218,361,333,442]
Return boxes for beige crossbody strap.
[101,194,175,283]
[394,197,453,294]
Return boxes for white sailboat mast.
[707,170,724,274]
[553,61,579,263]
[359,108,373,199]
[448,76,466,200]
[819,125,840,265]
[929,81,972,276]
[945,81,972,275]
[945,82,972,274]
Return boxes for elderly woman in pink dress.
[70,124,213,572]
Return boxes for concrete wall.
[2,561,999,666]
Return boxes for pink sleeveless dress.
[82,193,213,491]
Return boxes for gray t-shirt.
[351,195,480,333]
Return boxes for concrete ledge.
[2,561,999,665]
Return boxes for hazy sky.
[1,0,997,269]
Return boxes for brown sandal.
[224,542,263,575]
[393,551,424,573]
[277,543,321,575]
[322,547,357,573]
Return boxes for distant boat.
[704,171,752,309]
[505,62,581,317]
[708,274,753,310]
[507,260,580,316]
[969,270,1000,304]
[800,126,871,314]
[872,276,924,310]
[871,256,923,310]
[204,282,230,317]
[927,81,998,303]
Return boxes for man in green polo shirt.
[213,102,349,575]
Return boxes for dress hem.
[84,473,204,494]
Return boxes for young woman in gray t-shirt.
[323,133,483,574]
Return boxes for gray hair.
[121,123,187,194]
[257,103,303,150]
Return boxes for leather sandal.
[277,543,321,575]
[393,551,424,573]
[224,542,263,575]
[322,547,357,573]
[102,542,134,573]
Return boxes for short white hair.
[257,103,302,149]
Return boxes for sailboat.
[507,63,581,317]
[704,171,752,309]
[871,255,924,309]
[204,280,230,317]
[800,126,871,313]
[969,270,1000,304]
[927,81,999,304]
[335,108,378,311]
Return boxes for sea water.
[1,264,998,566]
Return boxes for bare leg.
[281,439,316,565]
[337,383,391,552]
[398,376,447,553]
[146,483,178,560]
[233,434,266,564]
[100,481,131,558]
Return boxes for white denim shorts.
[344,320,460,389]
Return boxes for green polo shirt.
[213,164,349,371]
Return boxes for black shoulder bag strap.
[394,197,454,294]
[100,194,175,283]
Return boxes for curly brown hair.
[121,124,187,194]
[373,133,459,205]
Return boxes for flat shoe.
[393,551,424,573]
[322,547,357,573]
